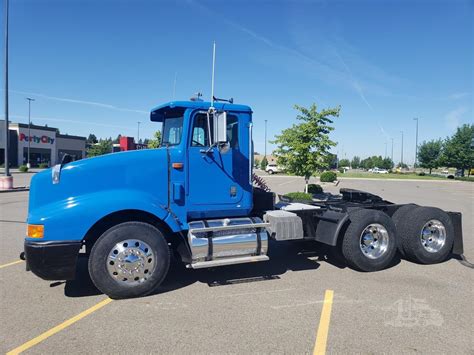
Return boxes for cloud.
[189,0,376,110]
[447,92,471,100]
[9,114,133,131]
[9,90,148,114]
[445,106,468,131]
[333,50,373,111]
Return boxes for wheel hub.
[420,219,446,253]
[359,223,389,259]
[107,239,155,284]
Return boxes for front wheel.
[342,209,397,272]
[88,222,170,299]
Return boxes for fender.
[27,188,183,242]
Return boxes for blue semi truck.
[22,100,464,298]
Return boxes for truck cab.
[23,100,463,299]
[150,101,254,220]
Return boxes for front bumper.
[24,240,82,280]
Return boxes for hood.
[29,149,168,213]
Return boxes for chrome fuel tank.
[187,217,268,264]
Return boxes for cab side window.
[227,115,239,148]
[190,113,239,148]
[191,114,209,147]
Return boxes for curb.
[0,187,29,193]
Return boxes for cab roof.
[150,101,252,122]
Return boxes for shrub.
[320,171,337,182]
[338,167,344,174]
[418,172,426,176]
[307,184,323,194]
[283,192,313,202]
[19,165,29,173]
[39,163,49,169]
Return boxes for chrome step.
[188,222,269,234]
[187,255,269,269]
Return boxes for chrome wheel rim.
[107,239,155,284]
[359,223,389,259]
[420,219,446,253]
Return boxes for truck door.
[187,111,247,217]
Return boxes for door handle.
[200,148,214,154]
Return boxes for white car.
[372,167,389,174]
[265,164,281,174]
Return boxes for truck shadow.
[63,240,359,298]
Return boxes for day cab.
[23,100,464,299]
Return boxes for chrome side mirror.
[213,111,227,144]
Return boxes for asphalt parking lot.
[1,173,473,354]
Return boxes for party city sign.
[19,133,55,144]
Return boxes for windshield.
[162,116,184,146]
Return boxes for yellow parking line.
[7,298,113,355]
[0,260,24,269]
[313,289,334,355]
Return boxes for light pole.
[137,121,141,143]
[384,142,387,158]
[400,131,404,168]
[413,117,419,169]
[391,138,394,162]
[26,98,35,168]
[2,0,12,189]
[264,119,267,158]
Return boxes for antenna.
[211,41,216,108]
[172,72,177,100]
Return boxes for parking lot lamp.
[264,119,267,159]
[391,138,394,162]
[26,97,35,168]
[413,117,419,168]
[137,121,141,143]
[400,131,404,167]
[2,0,12,189]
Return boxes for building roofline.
[57,134,86,141]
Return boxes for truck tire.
[342,209,397,272]
[399,207,454,264]
[88,222,170,299]
[267,169,274,175]
[391,204,418,257]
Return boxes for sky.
[1,0,473,164]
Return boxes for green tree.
[441,124,474,176]
[324,153,338,169]
[113,134,122,144]
[360,157,373,169]
[86,139,112,157]
[260,156,268,170]
[351,156,361,169]
[272,103,340,192]
[147,131,162,149]
[339,158,351,167]
[418,139,443,174]
[87,134,98,144]
[381,157,394,170]
[254,158,260,168]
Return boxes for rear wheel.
[88,222,170,299]
[391,204,418,256]
[267,169,274,175]
[342,209,397,271]
[399,207,454,264]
